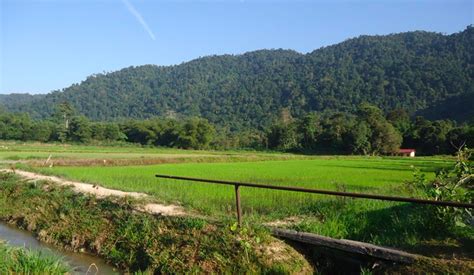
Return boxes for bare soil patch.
[264,216,303,227]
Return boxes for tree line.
[0,103,472,155]
[264,105,473,155]
[0,103,215,150]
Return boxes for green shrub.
[406,147,473,228]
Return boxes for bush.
[406,147,473,228]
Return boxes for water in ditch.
[0,221,118,274]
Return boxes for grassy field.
[2,142,472,252]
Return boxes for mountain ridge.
[1,26,472,130]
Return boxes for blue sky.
[1,0,472,94]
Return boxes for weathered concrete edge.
[271,228,420,264]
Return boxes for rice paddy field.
[0,141,303,160]
[2,141,472,252]
[34,157,448,214]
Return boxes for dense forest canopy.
[1,26,473,131]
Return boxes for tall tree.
[68,116,92,143]
[357,104,402,155]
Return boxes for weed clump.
[0,241,70,274]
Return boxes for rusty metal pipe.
[235,185,242,227]
[155,174,474,209]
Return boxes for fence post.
[234,184,242,227]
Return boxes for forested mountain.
[0,94,45,111]
[1,26,472,130]
[416,92,474,122]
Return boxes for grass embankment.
[0,241,70,274]
[0,172,311,273]
[32,157,471,251]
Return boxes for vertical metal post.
[234,184,242,227]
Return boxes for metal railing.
[155,174,474,226]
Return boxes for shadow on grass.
[410,238,474,259]
[349,204,459,244]
[296,200,473,258]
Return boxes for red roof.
[399,149,416,153]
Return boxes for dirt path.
[1,169,186,217]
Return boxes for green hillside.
[1,26,472,130]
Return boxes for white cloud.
[122,0,156,41]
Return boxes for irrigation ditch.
[0,168,472,273]
[271,228,418,274]
[0,171,312,274]
[0,221,117,274]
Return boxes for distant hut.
[398,149,416,157]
